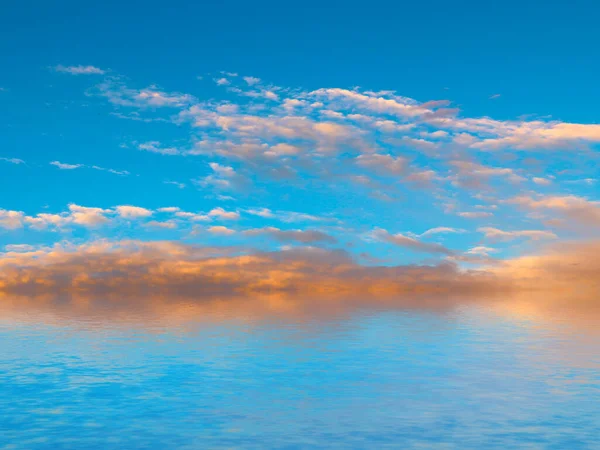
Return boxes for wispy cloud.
[137,141,181,155]
[370,228,456,255]
[164,181,186,189]
[0,157,25,165]
[54,64,106,75]
[95,79,195,108]
[50,161,84,170]
[478,227,557,242]
[50,161,129,175]
[418,227,465,237]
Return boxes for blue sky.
[1,0,599,267]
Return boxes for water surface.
[0,301,598,449]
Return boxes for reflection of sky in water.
[1,306,598,449]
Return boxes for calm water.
[0,302,599,449]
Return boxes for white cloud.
[243,76,261,86]
[246,208,275,218]
[91,166,130,176]
[164,181,186,189]
[174,211,210,221]
[68,204,111,226]
[137,141,180,155]
[97,79,195,108]
[50,161,83,170]
[158,207,181,213]
[208,207,240,220]
[0,157,25,165]
[115,205,153,219]
[466,246,497,256]
[54,65,106,75]
[50,161,128,175]
[419,227,465,237]
[0,210,25,229]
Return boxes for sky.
[0,0,599,301]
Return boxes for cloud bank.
[0,240,597,328]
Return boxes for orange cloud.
[0,240,598,329]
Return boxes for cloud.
[174,211,210,222]
[310,88,438,119]
[277,212,329,223]
[449,160,525,188]
[68,204,111,226]
[246,208,275,218]
[466,246,497,256]
[478,227,557,242]
[91,166,130,176]
[371,228,456,255]
[182,105,368,157]
[54,65,105,75]
[1,204,124,230]
[243,227,337,244]
[0,210,25,229]
[115,205,153,219]
[164,181,186,189]
[207,226,236,235]
[33,71,600,269]
[458,212,494,219]
[50,161,83,170]
[89,73,600,171]
[50,161,129,175]
[0,240,492,300]
[492,240,600,292]
[137,141,180,155]
[145,220,177,229]
[532,177,552,186]
[195,163,250,192]
[24,213,71,230]
[0,157,25,165]
[208,207,240,220]
[419,227,465,237]
[96,79,195,108]
[3,244,36,253]
[243,76,261,86]
[463,120,600,151]
[507,195,600,226]
[1,240,599,329]
[355,154,409,176]
[158,207,180,213]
